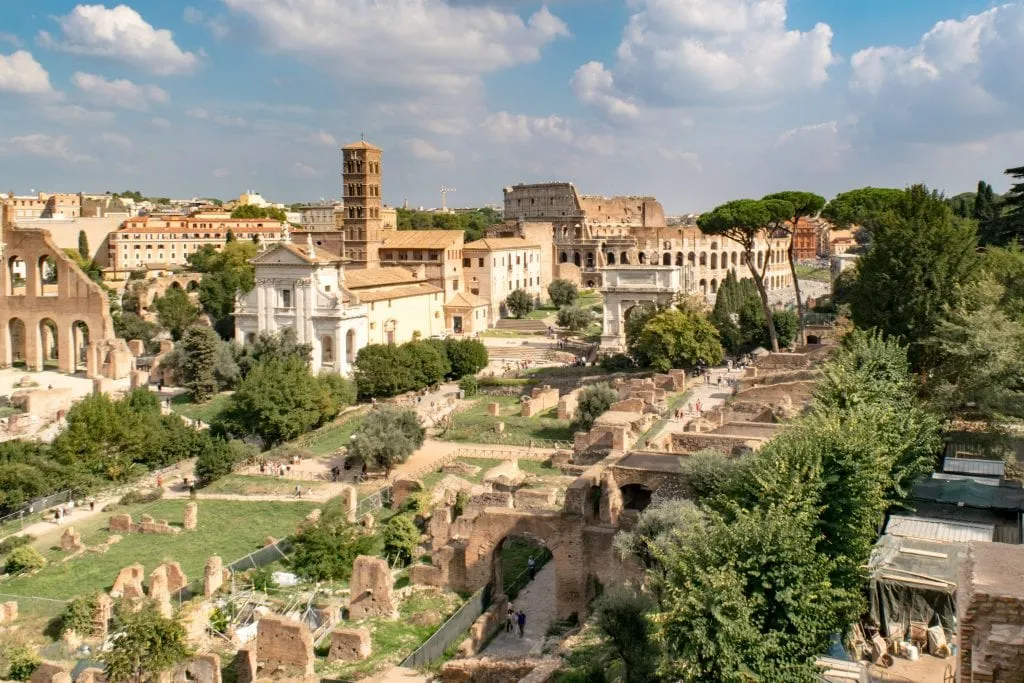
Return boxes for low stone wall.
[440,657,548,683]
[11,387,74,418]
[958,542,1024,681]
[522,386,560,417]
[457,593,508,657]
[667,432,759,456]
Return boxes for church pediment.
[250,243,319,266]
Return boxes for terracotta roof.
[355,283,442,302]
[381,230,464,250]
[444,292,489,309]
[344,267,421,289]
[463,237,540,251]
[344,140,382,151]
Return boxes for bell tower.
[341,140,384,268]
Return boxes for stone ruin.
[360,512,375,532]
[29,663,71,683]
[557,388,582,421]
[348,555,396,620]
[0,600,18,624]
[204,556,225,597]
[487,402,500,417]
[60,527,84,553]
[183,502,198,530]
[108,512,180,535]
[958,542,1024,681]
[328,627,372,662]
[149,564,173,617]
[391,477,424,507]
[92,594,112,638]
[28,655,222,683]
[110,563,145,599]
[339,484,358,522]
[520,385,559,417]
[443,460,481,478]
[236,614,315,683]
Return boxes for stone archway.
[599,266,685,351]
[72,321,90,373]
[7,318,26,366]
[39,318,59,369]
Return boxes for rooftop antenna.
[440,186,456,212]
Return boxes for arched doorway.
[559,252,567,264]
[606,252,615,265]
[7,256,26,296]
[573,253,581,267]
[710,278,718,294]
[710,253,718,269]
[38,256,58,296]
[8,318,26,367]
[321,335,334,366]
[688,252,695,266]
[620,484,653,512]
[585,252,595,268]
[170,281,183,290]
[638,252,647,265]
[346,329,356,363]
[699,279,707,295]
[486,533,555,650]
[620,252,629,265]
[39,318,59,368]
[675,252,683,266]
[662,253,671,266]
[807,335,821,345]
[72,321,90,373]
[187,280,200,292]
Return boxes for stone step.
[494,318,549,332]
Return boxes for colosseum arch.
[606,252,616,265]
[662,253,671,266]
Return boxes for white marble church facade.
[234,235,369,375]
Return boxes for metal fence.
[400,583,493,669]
[355,488,392,518]
[171,540,293,603]
[0,489,72,529]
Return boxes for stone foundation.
[348,555,396,619]
[328,627,372,662]
[521,386,559,417]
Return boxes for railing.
[802,312,836,326]
[171,540,292,603]
[504,547,552,602]
[0,489,72,530]
[400,583,493,669]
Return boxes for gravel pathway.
[482,561,556,658]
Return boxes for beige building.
[341,141,392,267]
[1,192,82,224]
[344,266,445,344]
[108,215,285,272]
[463,237,543,324]
[378,230,465,297]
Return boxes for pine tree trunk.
[746,251,779,353]
[788,236,805,345]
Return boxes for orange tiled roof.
[381,230,464,250]
[354,283,442,302]
[345,266,422,289]
[463,237,540,251]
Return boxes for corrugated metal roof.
[932,472,1001,487]
[885,514,994,543]
[942,457,1005,477]
[911,477,1024,510]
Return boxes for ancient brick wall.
[521,385,559,417]
[958,542,1024,682]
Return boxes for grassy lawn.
[438,396,574,447]
[518,459,560,477]
[479,329,545,338]
[296,407,369,457]
[320,589,462,679]
[795,263,831,282]
[170,392,232,423]
[576,291,602,309]
[0,499,317,602]
[524,305,557,321]
[202,475,330,497]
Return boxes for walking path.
[482,562,556,658]
[666,367,740,430]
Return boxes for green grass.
[201,475,329,497]
[170,392,232,423]
[518,459,559,477]
[321,589,462,679]
[479,329,545,337]
[501,538,550,600]
[794,263,831,282]
[0,499,317,602]
[524,305,557,321]
[298,408,369,456]
[0,406,22,418]
[452,457,503,484]
[438,395,574,446]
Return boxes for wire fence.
[400,583,493,670]
[0,489,73,531]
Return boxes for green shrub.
[382,515,420,567]
[572,383,618,432]
[0,534,33,557]
[458,375,479,397]
[119,488,163,506]
[453,490,470,518]
[250,566,277,592]
[59,595,98,636]
[289,514,376,582]
[4,546,46,574]
[5,645,40,681]
[599,353,635,372]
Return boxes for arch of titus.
[599,265,691,351]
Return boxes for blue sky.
[1,0,1022,212]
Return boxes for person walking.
[527,556,536,581]
[506,605,515,633]
[517,610,526,638]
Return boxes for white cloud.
[290,162,318,178]
[484,112,573,144]
[222,0,568,95]
[307,130,338,147]
[183,7,204,24]
[185,107,209,119]
[848,3,1024,145]
[0,134,92,163]
[576,0,835,113]
[0,33,22,48]
[72,72,168,111]
[40,4,199,75]
[40,104,114,125]
[183,5,230,39]
[571,62,640,120]
[100,131,133,152]
[407,139,454,162]
[0,50,54,95]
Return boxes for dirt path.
[665,367,738,430]
[482,562,556,658]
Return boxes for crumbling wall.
[958,542,1024,682]
[521,385,560,417]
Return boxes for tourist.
[506,605,515,633]
[517,610,526,637]
[527,556,536,580]
[717,375,722,387]
[687,402,693,415]
[295,484,302,498]
[89,499,96,512]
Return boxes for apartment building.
[108,215,284,272]
[462,237,542,324]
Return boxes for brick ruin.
[109,513,180,535]
[60,527,84,553]
[328,627,372,662]
[236,614,316,683]
[0,600,18,624]
[520,385,559,417]
[958,542,1024,681]
[348,555,396,619]
[0,227,133,378]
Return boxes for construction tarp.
[866,534,967,637]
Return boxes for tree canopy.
[347,407,425,475]
[102,602,190,683]
[396,207,500,242]
[152,287,199,341]
[548,279,579,308]
[980,165,1024,246]
[189,241,258,339]
[763,191,826,342]
[631,308,723,372]
[572,383,618,432]
[821,187,904,231]
[505,289,534,318]
[231,204,287,221]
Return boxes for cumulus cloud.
[222,0,569,94]
[848,3,1024,145]
[483,112,573,144]
[0,50,54,95]
[0,134,92,163]
[407,139,454,162]
[575,0,835,113]
[307,129,338,147]
[72,72,168,110]
[40,4,199,75]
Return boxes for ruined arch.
[585,252,595,268]
[38,255,58,296]
[699,252,707,266]
[72,320,90,373]
[620,484,653,512]
[675,252,683,266]
[731,252,738,266]
[7,256,26,296]
[710,278,718,294]
[39,318,59,368]
[187,280,200,292]
[688,252,696,266]
[7,318,26,366]
[573,252,581,267]
[606,252,616,265]
[699,279,707,295]
[638,252,647,265]
[620,252,629,265]
[710,253,718,270]
[559,251,568,264]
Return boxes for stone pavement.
[482,561,556,658]
[666,367,738,430]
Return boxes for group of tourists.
[506,605,527,638]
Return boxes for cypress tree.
[77,230,90,260]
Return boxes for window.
[281,289,292,308]
[462,257,470,267]
[471,288,479,295]
[478,258,484,267]
[452,279,459,290]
